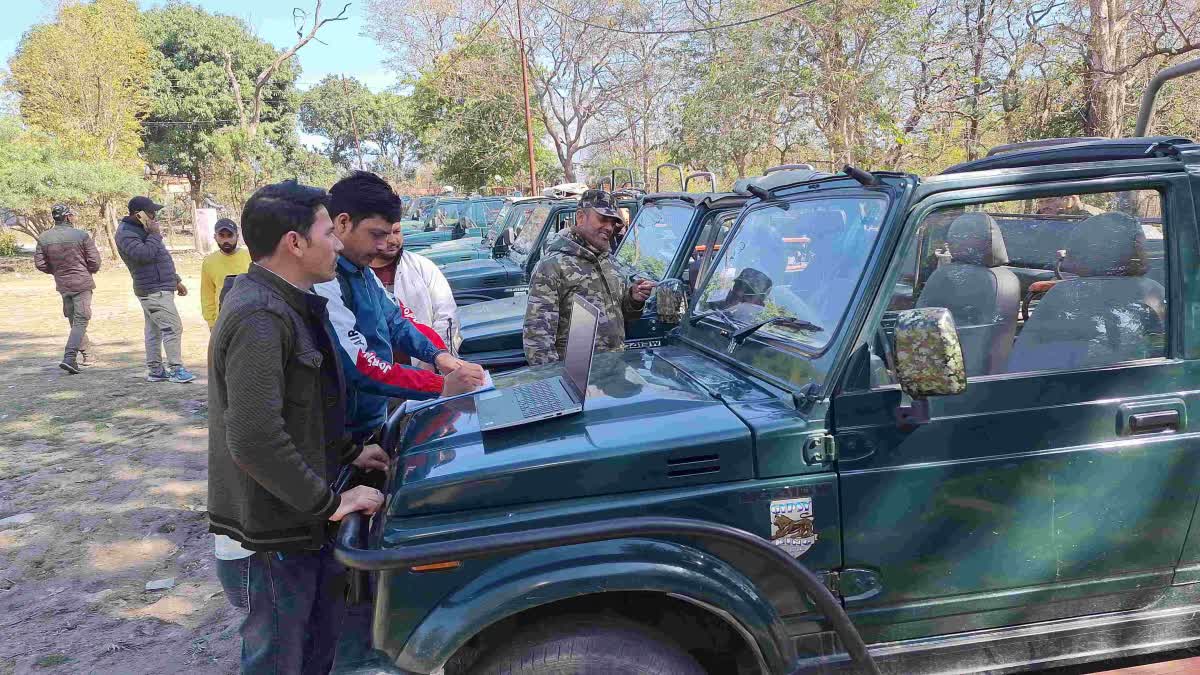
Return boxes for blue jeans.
[216,546,348,674]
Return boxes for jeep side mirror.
[654,278,688,325]
[892,307,966,428]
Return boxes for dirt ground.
[0,253,239,673]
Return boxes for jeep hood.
[458,296,525,350]
[440,257,508,284]
[426,237,484,253]
[391,348,772,515]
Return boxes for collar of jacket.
[120,215,143,229]
[246,263,327,318]
[337,254,370,276]
[562,227,607,261]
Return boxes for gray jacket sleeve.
[221,311,340,520]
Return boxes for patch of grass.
[34,653,70,668]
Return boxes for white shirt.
[380,251,462,361]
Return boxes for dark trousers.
[61,290,91,359]
[216,545,348,675]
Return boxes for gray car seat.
[1005,212,1165,373]
[916,213,1020,376]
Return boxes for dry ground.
[0,253,238,673]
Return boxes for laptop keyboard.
[515,381,564,417]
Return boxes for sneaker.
[147,367,169,382]
[58,358,81,375]
[78,351,93,367]
[168,366,196,384]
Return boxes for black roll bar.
[684,171,718,193]
[611,167,636,190]
[1136,56,1200,136]
[335,513,880,675]
[655,163,685,192]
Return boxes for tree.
[1076,0,1200,137]
[7,0,152,255]
[0,117,144,252]
[525,0,626,182]
[410,31,553,188]
[141,3,302,248]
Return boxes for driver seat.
[916,212,1020,376]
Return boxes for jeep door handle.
[1128,410,1181,435]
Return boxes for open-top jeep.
[337,64,1200,675]
[452,166,827,370]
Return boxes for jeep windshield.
[695,195,886,350]
[616,202,694,280]
[422,201,465,229]
[510,203,553,255]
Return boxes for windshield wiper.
[729,315,823,349]
[689,307,736,328]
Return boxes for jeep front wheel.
[475,615,707,675]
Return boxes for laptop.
[476,296,600,431]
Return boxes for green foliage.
[0,117,145,237]
[409,32,553,189]
[0,229,21,256]
[8,0,151,166]
[141,2,301,203]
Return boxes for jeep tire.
[475,615,707,675]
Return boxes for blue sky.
[0,0,398,93]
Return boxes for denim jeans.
[215,545,348,675]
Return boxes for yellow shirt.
[200,247,251,328]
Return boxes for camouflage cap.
[580,189,625,225]
[51,204,73,220]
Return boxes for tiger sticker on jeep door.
[770,498,817,558]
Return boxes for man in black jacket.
[115,196,195,383]
[208,180,387,674]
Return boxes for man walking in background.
[200,218,251,329]
[34,204,100,374]
[370,220,462,363]
[115,196,196,384]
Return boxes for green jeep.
[439,196,640,306]
[405,196,510,252]
[336,128,1200,673]
[422,197,551,268]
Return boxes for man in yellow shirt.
[200,218,251,328]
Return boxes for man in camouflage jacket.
[523,189,655,366]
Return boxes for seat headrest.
[947,213,1008,267]
[1061,212,1147,277]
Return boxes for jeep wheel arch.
[386,539,790,674]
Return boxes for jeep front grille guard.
[335,513,880,675]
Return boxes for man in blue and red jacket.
[314,172,486,441]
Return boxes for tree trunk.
[190,174,208,254]
[100,200,119,260]
[1084,0,1129,137]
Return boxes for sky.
[0,0,399,93]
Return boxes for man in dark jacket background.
[208,179,387,674]
[115,196,195,383]
[34,204,101,374]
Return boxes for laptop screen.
[562,296,601,399]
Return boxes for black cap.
[214,218,238,235]
[128,196,165,215]
[580,189,624,224]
